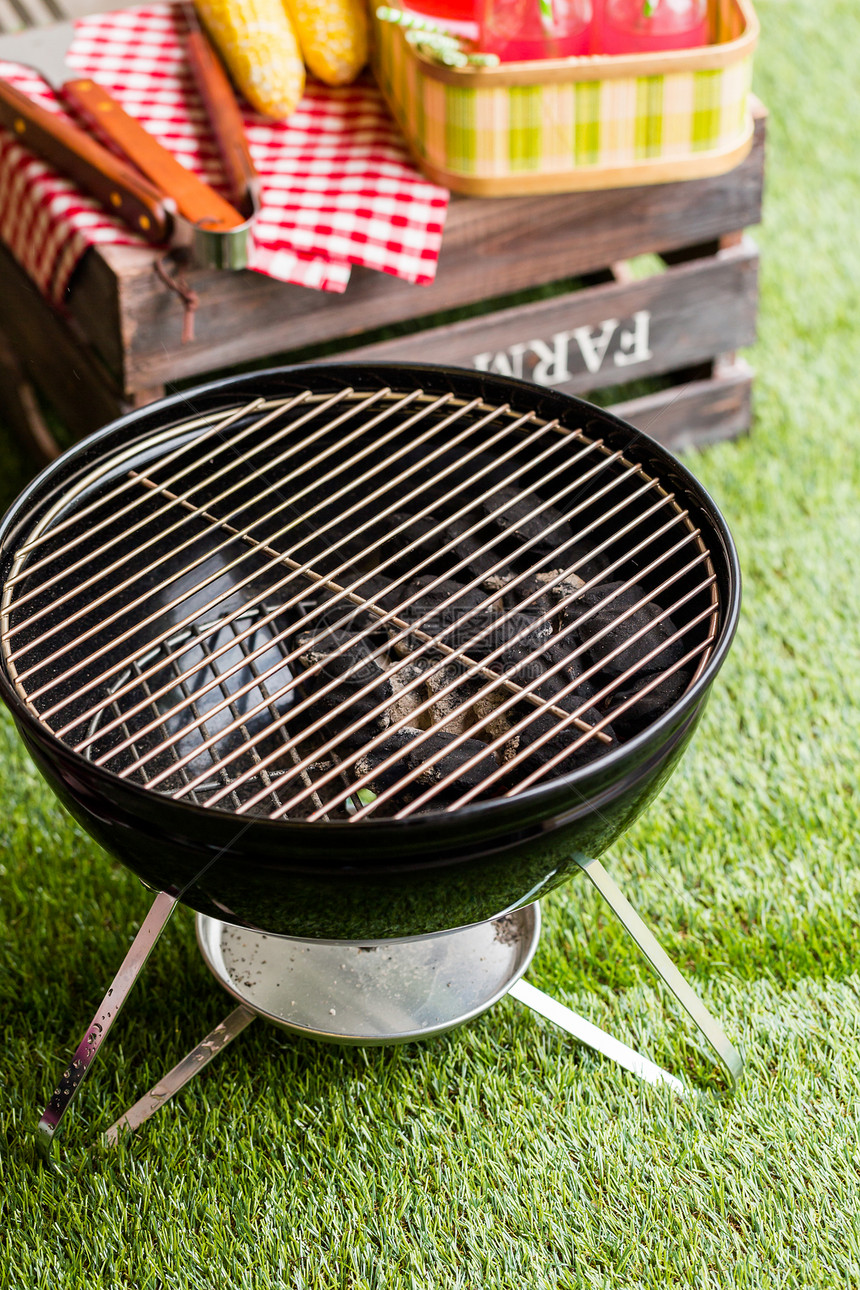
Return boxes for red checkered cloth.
[0,2,449,304]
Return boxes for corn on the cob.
[285,0,369,87]
[194,0,305,119]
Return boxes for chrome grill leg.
[36,890,177,1163]
[573,857,743,1089]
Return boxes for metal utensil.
[184,1,260,219]
[0,18,256,268]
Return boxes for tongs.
[0,5,260,270]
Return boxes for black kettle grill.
[0,364,742,1156]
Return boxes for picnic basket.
[372,0,759,194]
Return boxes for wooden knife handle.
[186,26,259,214]
[62,77,245,232]
[0,76,170,244]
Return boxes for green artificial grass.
[2,2,860,1285]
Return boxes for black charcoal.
[378,511,438,569]
[543,642,598,708]
[354,726,498,812]
[424,664,478,736]
[367,512,497,582]
[443,517,499,580]
[298,635,395,748]
[290,573,391,646]
[493,611,555,685]
[352,727,420,790]
[413,654,514,740]
[568,582,686,677]
[502,574,556,627]
[284,517,374,572]
[536,570,588,621]
[501,708,613,782]
[480,486,574,557]
[601,668,690,739]
[390,576,498,659]
[471,689,516,742]
[387,660,433,727]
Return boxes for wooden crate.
[0,100,765,462]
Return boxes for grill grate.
[1,385,719,821]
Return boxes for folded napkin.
[0,2,449,304]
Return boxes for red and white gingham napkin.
[0,2,449,304]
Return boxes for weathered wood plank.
[0,241,127,440]
[0,329,62,464]
[323,240,759,395]
[608,357,753,451]
[0,236,759,449]
[65,103,767,394]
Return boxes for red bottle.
[480,0,593,61]
[401,0,475,20]
[598,0,709,54]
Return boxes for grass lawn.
[1,1,859,1285]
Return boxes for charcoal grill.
[0,363,742,1157]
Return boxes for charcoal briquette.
[443,516,498,579]
[543,642,598,708]
[353,728,420,791]
[298,635,395,748]
[602,668,690,738]
[390,576,498,660]
[568,582,685,677]
[353,726,498,813]
[501,708,613,782]
[387,660,433,726]
[480,486,574,556]
[493,611,555,685]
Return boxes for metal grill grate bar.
[13,392,490,699]
[299,510,701,815]
[46,401,555,740]
[9,388,454,681]
[390,583,717,818]
[7,397,297,620]
[240,489,686,822]
[8,397,271,576]
[2,382,722,821]
[499,633,715,799]
[125,659,201,801]
[5,388,397,633]
[150,447,641,808]
[334,533,710,823]
[78,409,572,764]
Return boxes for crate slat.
[331,239,758,396]
[609,356,753,451]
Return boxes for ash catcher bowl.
[0,363,742,1157]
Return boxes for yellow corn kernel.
[194,0,305,119]
[285,0,369,87]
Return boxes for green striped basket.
[373,0,758,194]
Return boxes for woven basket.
[373,0,758,194]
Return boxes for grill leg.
[36,890,177,1164]
[509,977,687,1095]
[103,1005,257,1145]
[576,856,743,1088]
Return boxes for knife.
[0,20,255,267]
